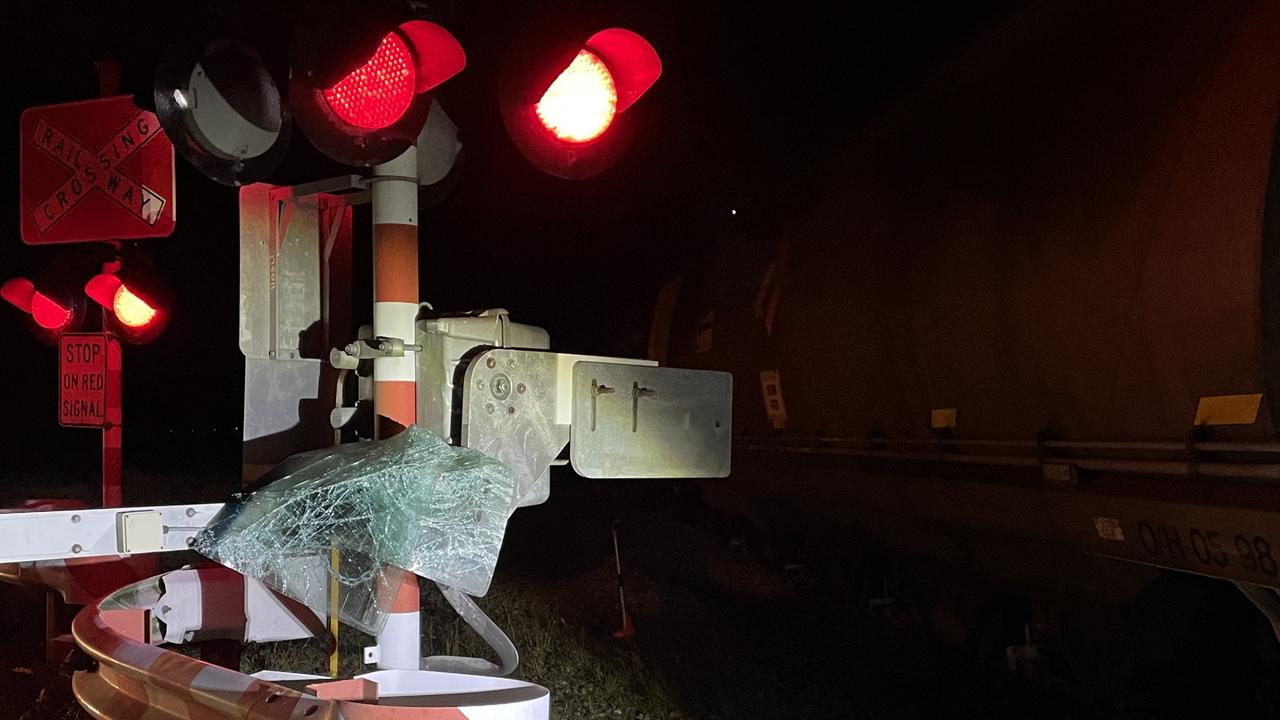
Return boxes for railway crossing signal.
[155,3,465,184]
[501,28,662,179]
[290,18,465,168]
[2,277,77,334]
[85,272,167,343]
[154,5,661,184]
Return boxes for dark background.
[0,0,1026,499]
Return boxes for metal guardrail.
[71,576,550,719]
[72,598,336,720]
[738,437,1280,481]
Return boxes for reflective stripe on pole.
[369,147,420,670]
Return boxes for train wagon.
[655,1,1280,699]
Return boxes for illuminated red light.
[85,273,159,330]
[113,286,157,328]
[3,278,71,331]
[536,50,618,143]
[323,33,417,129]
[31,291,73,330]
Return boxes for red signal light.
[3,277,73,332]
[290,20,465,167]
[323,32,417,130]
[536,50,618,143]
[32,292,73,331]
[501,27,661,178]
[85,273,165,340]
[112,286,158,329]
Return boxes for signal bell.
[502,28,661,179]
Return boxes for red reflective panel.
[536,50,618,143]
[323,33,417,130]
[31,291,72,330]
[113,286,157,329]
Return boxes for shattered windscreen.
[193,427,515,635]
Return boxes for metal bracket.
[331,336,423,367]
[461,349,570,508]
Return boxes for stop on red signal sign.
[59,333,119,428]
[20,96,176,245]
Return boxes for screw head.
[485,403,495,414]
[491,373,511,400]
[517,383,526,394]
[71,544,82,554]
[476,379,486,390]
[70,514,81,524]
[486,357,497,369]
[507,406,516,415]
[186,507,196,518]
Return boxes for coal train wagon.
[655,0,1280,661]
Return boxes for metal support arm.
[0,503,223,563]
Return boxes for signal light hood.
[399,20,467,94]
[583,29,661,114]
[1,277,36,314]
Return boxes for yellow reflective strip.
[1193,393,1262,426]
[930,408,957,429]
[329,548,340,678]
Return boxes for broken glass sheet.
[193,427,515,635]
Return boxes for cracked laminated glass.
[193,427,515,635]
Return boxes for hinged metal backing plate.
[571,363,732,478]
[461,349,567,507]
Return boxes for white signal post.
[368,146,422,670]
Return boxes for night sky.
[0,0,1025,487]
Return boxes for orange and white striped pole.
[371,147,420,438]
[370,147,421,670]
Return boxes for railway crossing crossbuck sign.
[20,96,176,245]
